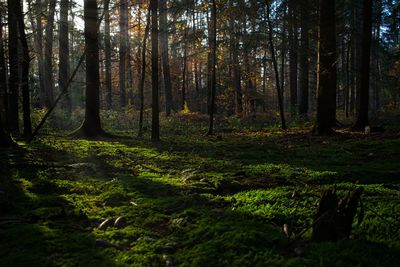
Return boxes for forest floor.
[1,122,400,266]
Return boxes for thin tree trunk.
[298,0,309,117]
[104,0,112,109]
[207,0,217,135]
[288,0,298,116]
[266,2,286,130]
[119,0,128,109]
[181,30,187,111]
[151,0,160,141]
[138,9,151,138]
[44,0,56,108]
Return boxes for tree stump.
[312,187,363,242]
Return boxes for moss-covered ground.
[1,122,399,266]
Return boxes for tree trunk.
[44,0,56,108]
[266,3,286,130]
[0,8,13,147]
[59,0,71,113]
[119,0,128,109]
[207,0,217,135]
[16,0,32,138]
[7,0,19,133]
[354,0,372,129]
[151,0,160,141]
[78,0,104,136]
[138,9,151,138]
[159,0,173,116]
[181,31,188,111]
[104,0,112,109]
[298,0,309,117]
[315,0,336,135]
[288,0,298,116]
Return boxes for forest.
[0,0,399,266]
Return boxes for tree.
[104,0,112,109]
[266,1,286,130]
[159,0,174,116]
[119,0,128,108]
[207,0,217,135]
[314,0,336,135]
[59,0,71,113]
[151,0,160,141]
[76,0,104,136]
[16,0,32,138]
[7,0,19,133]
[44,0,56,108]
[288,0,298,115]
[354,0,372,129]
[298,0,310,117]
[0,7,13,147]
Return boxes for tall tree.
[77,0,104,136]
[266,2,286,130]
[151,0,160,141]
[159,0,174,116]
[59,0,71,113]
[288,0,298,115]
[44,0,56,107]
[207,0,217,135]
[104,0,112,109]
[354,0,372,129]
[16,0,32,137]
[0,7,13,147]
[298,0,310,116]
[119,0,128,108]
[7,0,19,133]
[315,0,337,134]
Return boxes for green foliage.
[1,126,399,266]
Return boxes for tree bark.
[288,0,298,115]
[7,0,19,133]
[207,0,217,135]
[315,0,337,135]
[59,0,71,113]
[266,2,286,130]
[354,0,372,129]
[104,0,112,109]
[159,0,173,116]
[298,0,309,117]
[16,0,32,138]
[138,9,151,138]
[44,0,56,108]
[77,0,104,136]
[119,0,128,109]
[151,0,160,141]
